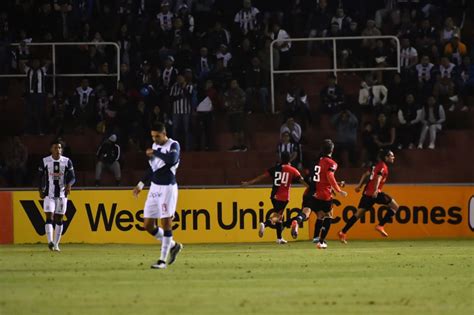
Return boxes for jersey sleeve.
[376,164,385,176]
[328,160,338,172]
[291,166,302,178]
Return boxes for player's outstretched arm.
[298,176,309,189]
[242,173,268,186]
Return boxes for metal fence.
[270,35,401,113]
[0,41,121,95]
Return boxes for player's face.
[385,152,395,164]
[151,130,167,145]
[51,144,62,157]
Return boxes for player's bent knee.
[390,200,399,211]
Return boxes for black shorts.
[313,198,333,213]
[271,198,288,214]
[358,192,393,210]
[302,194,314,208]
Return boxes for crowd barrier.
[1,185,473,244]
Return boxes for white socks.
[154,227,164,240]
[54,224,63,246]
[45,223,53,244]
[160,236,173,262]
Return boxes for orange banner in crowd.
[5,185,474,244]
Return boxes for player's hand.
[339,181,345,188]
[65,184,72,196]
[132,186,141,198]
[145,148,154,157]
[339,190,348,197]
[355,186,361,193]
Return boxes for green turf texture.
[0,240,472,315]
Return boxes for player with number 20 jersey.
[242,152,308,244]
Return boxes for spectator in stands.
[156,2,174,35]
[195,47,214,84]
[50,91,69,136]
[149,105,172,135]
[433,73,455,111]
[224,79,247,152]
[331,7,351,32]
[95,134,121,186]
[456,56,474,112]
[415,18,437,57]
[23,58,50,135]
[216,44,232,68]
[417,96,446,149]
[277,131,300,168]
[443,35,467,66]
[331,109,358,166]
[373,112,396,152]
[176,4,195,33]
[72,78,96,133]
[3,136,28,187]
[234,0,260,42]
[258,36,279,73]
[232,38,255,84]
[271,22,291,70]
[284,88,312,129]
[129,100,148,151]
[439,17,460,46]
[361,20,381,58]
[245,56,269,113]
[415,55,435,98]
[196,80,218,151]
[207,21,231,54]
[280,116,302,145]
[358,76,388,113]
[360,121,377,166]
[397,93,422,150]
[210,58,232,93]
[320,74,344,114]
[170,74,193,151]
[306,0,331,55]
[400,37,418,72]
[161,56,179,92]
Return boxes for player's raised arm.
[241,173,268,186]
[152,142,180,165]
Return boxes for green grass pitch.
[0,240,472,315]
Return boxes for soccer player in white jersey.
[38,140,76,251]
[133,123,183,269]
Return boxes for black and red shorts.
[271,198,289,214]
[358,192,393,210]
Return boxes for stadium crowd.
[0,0,472,186]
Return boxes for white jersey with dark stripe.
[39,155,75,198]
[145,139,180,185]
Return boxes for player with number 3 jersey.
[242,152,308,244]
[289,139,347,249]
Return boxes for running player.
[338,149,399,243]
[38,140,76,252]
[133,123,183,269]
[242,152,308,244]
[289,139,347,249]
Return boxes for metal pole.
[332,39,337,80]
[52,43,56,95]
[270,40,275,114]
[116,43,120,88]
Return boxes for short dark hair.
[378,148,392,160]
[151,123,166,133]
[50,139,63,147]
[321,139,334,155]
[280,151,291,164]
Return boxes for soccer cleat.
[150,260,167,269]
[338,231,348,244]
[312,237,319,243]
[290,220,298,239]
[48,242,54,251]
[53,245,61,252]
[375,225,389,237]
[258,222,265,238]
[168,243,183,265]
[316,241,328,249]
[276,238,288,244]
